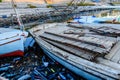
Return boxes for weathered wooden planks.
[41,32,109,53]
[40,32,107,55]
[29,23,120,79]
[43,38,98,61]
[39,37,120,79]
[44,31,112,49]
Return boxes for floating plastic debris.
[0,76,8,80]
[18,74,31,80]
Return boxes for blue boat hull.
[40,45,102,80]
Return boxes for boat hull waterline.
[0,50,24,57]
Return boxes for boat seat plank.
[84,45,96,51]
[93,47,106,54]
[72,42,82,45]
[42,33,77,44]
[77,43,88,48]
[42,33,65,41]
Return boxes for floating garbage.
[0,63,10,68]
[0,66,13,72]
[33,68,47,80]
[0,76,8,80]
[13,57,21,62]
[18,74,31,80]
[5,73,17,78]
[59,72,66,80]
[24,37,35,50]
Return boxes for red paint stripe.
[0,38,21,46]
[0,50,24,58]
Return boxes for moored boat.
[71,16,116,24]
[0,0,28,58]
[0,28,28,57]
[29,23,120,79]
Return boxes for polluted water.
[0,37,84,80]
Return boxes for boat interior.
[30,23,120,79]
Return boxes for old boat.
[29,23,120,79]
[0,0,28,57]
[0,28,28,57]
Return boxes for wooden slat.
[40,33,107,54]
[44,31,108,50]
[85,45,96,50]
[43,38,97,61]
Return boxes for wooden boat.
[0,28,28,57]
[29,23,120,79]
[0,0,28,58]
